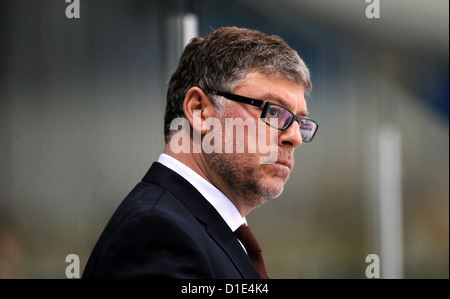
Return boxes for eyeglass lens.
[264,104,316,142]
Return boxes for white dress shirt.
[157,154,247,233]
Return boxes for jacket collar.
[142,162,261,279]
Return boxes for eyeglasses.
[212,91,318,143]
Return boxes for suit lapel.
[143,162,261,278]
[205,220,261,278]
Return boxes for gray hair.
[164,27,312,143]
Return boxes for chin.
[258,177,286,200]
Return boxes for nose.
[278,120,303,148]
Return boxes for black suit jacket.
[82,162,261,279]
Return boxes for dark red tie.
[234,224,268,279]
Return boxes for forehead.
[233,71,308,116]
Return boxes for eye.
[268,107,280,117]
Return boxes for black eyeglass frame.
[211,90,319,143]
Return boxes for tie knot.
[234,224,262,253]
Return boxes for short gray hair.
[164,27,312,143]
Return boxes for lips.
[275,159,293,170]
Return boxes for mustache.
[276,149,294,161]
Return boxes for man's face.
[204,71,307,211]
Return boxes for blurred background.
[0,0,448,278]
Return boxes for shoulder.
[83,177,217,278]
[85,206,213,278]
[99,179,204,250]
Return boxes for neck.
[163,142,254,217]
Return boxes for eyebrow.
[258,92,309,117]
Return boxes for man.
[83,27,318,279]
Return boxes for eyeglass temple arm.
[213,91,266,108]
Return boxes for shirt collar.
[157,154,246,232]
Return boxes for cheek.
[255,121,279,149]
[222,108,278,155]
[266,125,279,145]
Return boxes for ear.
[183,87,216,135]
